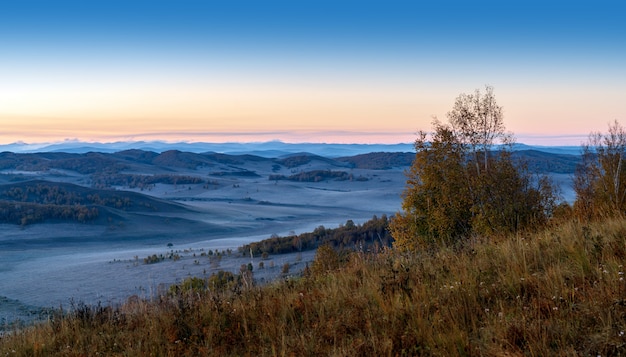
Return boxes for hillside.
[0,146,583,332]
[0,179,207,229]
[0,147,411,326]
[1,217,624,355]
[338,152,416,169]
[0,148,580,179]
[511,149,580,174]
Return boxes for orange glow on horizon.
[1,80,623,146]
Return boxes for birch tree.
[391,86,556,251]
[447,85,511,175]
[574,120,626,217]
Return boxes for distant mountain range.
[0,140,582,157]
[0,140,414,157]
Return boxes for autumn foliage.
[391,86,557,251]
[574,120,626,219]
[2,217,625,356]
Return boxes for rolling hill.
[0,148,581,227]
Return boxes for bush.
[391,86,557,250]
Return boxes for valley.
[0,149,409,327]
[0,147,579,328]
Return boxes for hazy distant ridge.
[0,140,583,157]
[0,141,416,157]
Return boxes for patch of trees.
[52,154,127,175]
[152,150,215,169]
[275,155,312,168]
[338,152,415,170]
[0,152,126,175]
[0,183,134,209]
[202,153,245,165]
[143,252,181,264]
[511,150,580,174]
[239,215,392,256]
[0,152,49,171]
[269,170,366,182]
[574,120,626,219]
[113,149,160,163]
[0,200,99,225]
[0,181,184,219]
[209,171,260,178]
[2,184,81,205]
[91,174,205,189]
[390,86,558,251]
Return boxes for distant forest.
[269,170,367,182]
[0,200,99,225]
[240,215,392,256]
[91,173,206,190]
[0,181,178,225]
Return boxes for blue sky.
[0,0,624,144]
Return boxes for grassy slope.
[1,217,625,356]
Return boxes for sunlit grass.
[1,217,625,356]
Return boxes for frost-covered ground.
[0,231,318,329]
[0,167,406,329]
[0,159,576,329]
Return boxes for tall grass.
[1,217,625,356]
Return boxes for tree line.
[1,183,134,208]
[573,120,626,219]
[240,215,392,256]
[0,181,165,225]
[0,201,99,225]
[91,173,206,190]
[269,170,367,182]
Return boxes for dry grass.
[1,218,625,356]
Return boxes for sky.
[0,0,624,145]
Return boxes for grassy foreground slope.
[1,217,625,356]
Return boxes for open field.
[0,152,408,327]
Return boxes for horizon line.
[0,138,586,148]
[0,129,593,147]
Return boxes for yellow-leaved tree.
[574,120,626,219]
[390,86,558,251]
